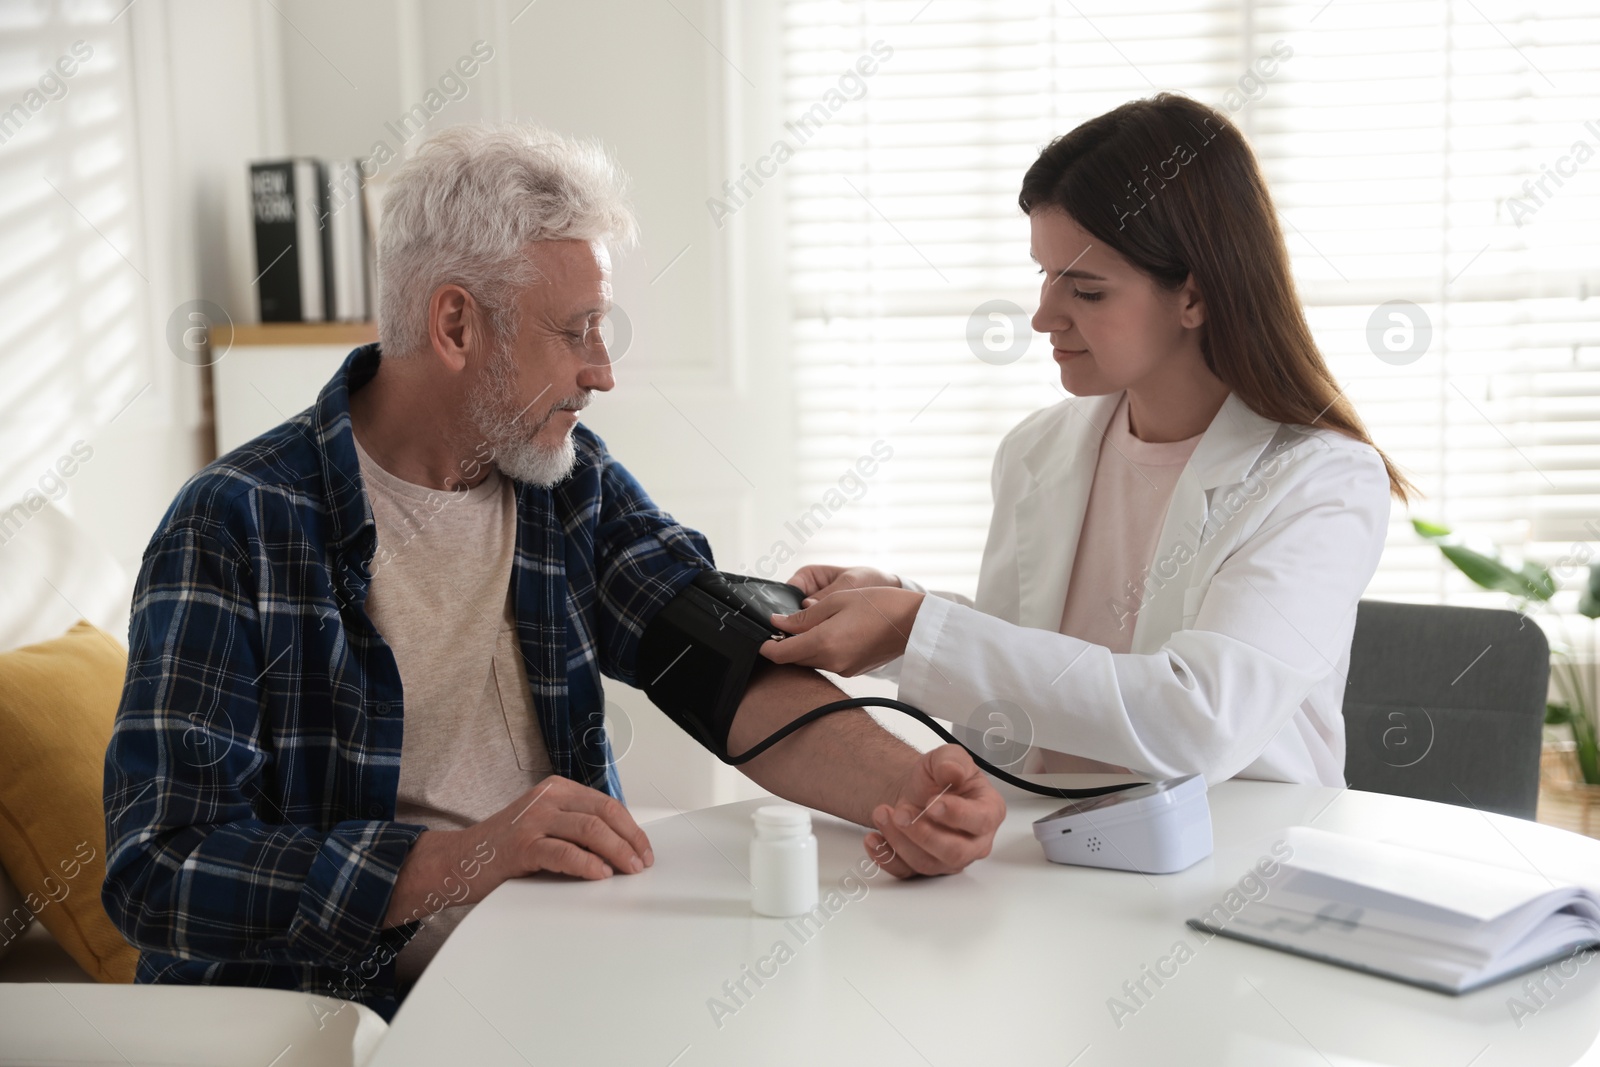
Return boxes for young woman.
[760,93,1413,787]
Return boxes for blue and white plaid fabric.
[103,345,713,1017]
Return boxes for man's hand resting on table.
[866,743,1004,879]
[384,776,653,927]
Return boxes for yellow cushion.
[0,621,138,982]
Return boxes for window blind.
[781,0,1600,615]
[0,1,148,523]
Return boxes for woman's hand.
[786,564,901,606]
[759,586,926,676]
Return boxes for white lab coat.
[882,389,1391,787]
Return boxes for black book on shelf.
[249,159,331,322]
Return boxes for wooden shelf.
[230,322,378,347]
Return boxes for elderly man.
[102,124,1005,1018]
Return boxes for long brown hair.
[1018,92,1414,502]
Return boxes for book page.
[1280,826,1574,923]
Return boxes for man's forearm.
[724,663,920,827]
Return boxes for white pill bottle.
[750,805,818,917]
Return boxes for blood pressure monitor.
[1031,774,1213,874]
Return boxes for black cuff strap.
[636,571,805,762]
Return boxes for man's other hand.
[865,744,1005,878]
[385,776,653,927]
[480,776,653,880]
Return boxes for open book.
[1188,826,1600,994]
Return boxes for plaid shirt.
[103,346,713,1018]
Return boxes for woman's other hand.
[759,586,925,676]
[786,564,902,606]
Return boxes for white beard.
[490,424,578,487]
[467,349,583,488]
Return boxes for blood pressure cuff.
[637,570,806,762]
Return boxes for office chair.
[1342,599,1550,819]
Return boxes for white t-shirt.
[353,435,553,983]
[1029,392,1204,773]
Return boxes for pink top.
[1031,391,1205,774]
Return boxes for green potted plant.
[1413,519,1600,829]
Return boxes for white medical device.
[1031,774,1212,874]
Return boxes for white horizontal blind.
[781,0,1600,614]
[0,1,150,519]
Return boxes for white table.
[371,780,1600,1066]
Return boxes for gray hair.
[375,123,638,359]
